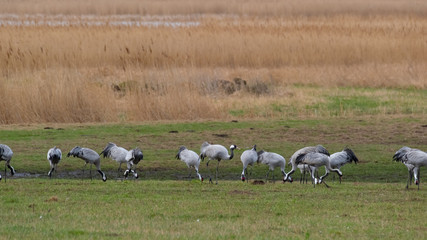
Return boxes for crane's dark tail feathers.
[316,145,330,156]
[393,146,411,162]
[295,153,307,165]
[344,147,359,164]
[99,142,115,158]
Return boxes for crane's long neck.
[284,157,297,181]
[229,148,235,160]
[325,161,342,175]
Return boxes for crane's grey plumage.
[67,146,107,182]
[329,147,359,183]
[99,142,143,179]
[257,150,287,183]
[240,145,258,182]
[176,146,203,181]
[0,144,15,182]
[200,141,237,184]
[284,145,329,182]
[330,148,359,169]
[295,152,342,187]
[47,146,62,178]
[393,146,427,190]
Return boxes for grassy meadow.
[1,0,427,238]
[0,118,427,239]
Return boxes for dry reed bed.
[2,15,426,70]
[0,13,426,123]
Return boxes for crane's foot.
[322,181,330,188]
[209,177,213,184]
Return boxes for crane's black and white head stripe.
[230,145,237,150]
[132,148,143,164]
[98,170,107,182]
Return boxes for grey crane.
[329,147,359,182]
[100,142,143,179]
[240,145,258,182]
[0,144,15,182]
[200,141,237,184]
[393,146,427,190]
[257,150,287,183]
[284,145,330,182]
[393,146,417,189]
[176,146,203,181]
[47,146,62,178]
[295,152,342,188]
[67,146,107,182]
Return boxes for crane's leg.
[406,169,411,189]
[322,181,330,188]
[272,170,275,183]
[195,167,203,181]
[241,167,246,182]
[187,167,192,180]
[302,165,306,184]
[206,160,213,184]
[418,169,420,191]
[7,163,15,176]
[311,170,316,188]
[4,162,7,183]
[48,167,54,179]
[414,166,420,190]
[215,161,220,185]
[265,169,270,182]
[90,164,93,180]
[82,162,88,180]
[305,169,308,184]
[117,162,122,179]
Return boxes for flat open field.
[1,117,427,238]
[1,0,427,239]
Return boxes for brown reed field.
[0,0,426,124]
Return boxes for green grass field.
[1,117,427,239]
